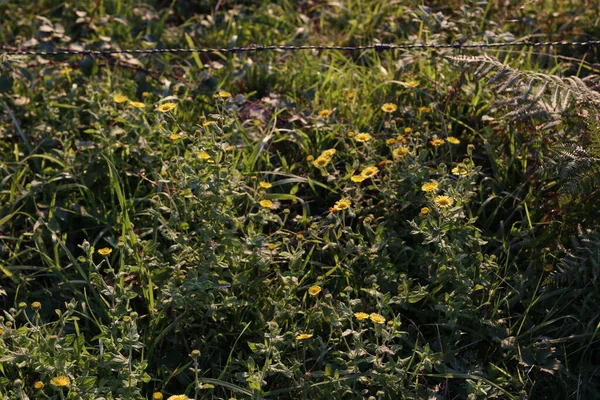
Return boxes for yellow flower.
[169,133,182,141]
[430,137,445,147]
[225,145,233,151]
[369,313,386,324]
[60,67,73,76]
[346,92,355,100]
[157,102,177,113]
[259,200,273,209]
[129,101,145,109]
[421,181,439,193]
[31,301,41,311]
[167,395,189,400]
[217,91,231,98]
[351,175,365,183]
[313,156,330,168]
[347,131,355,138]
[360,166,379,179]
[296,333,313,341]
[306,155,314,162]
[318,109,332,118]
[113,94,128,103]
[332,198,351,211]
[386,138,397,146]
[50,376,70,387]
[404,127,412,134]
[203,121,216,127]
[152,393,163,400]
[354,312,369,321]
[34,381,44,390]
[321,148,336,158]
[267,243,277,250]
[198,151,211,160]
[543,264,553,272]
[392,147,410,159]
[452,166,468,176]
[98,247,112,256]
[381,103,398,113]
[406,80,419,88]
[434,195,454,208]
[308,285,322,296]
[418,106,431,114]
[354,133,373,143]
[447,136,460,145]
[419,207,430,217]
[259,181,272,189]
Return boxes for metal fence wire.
[2,40,600,57]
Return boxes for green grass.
[1,1,600,399]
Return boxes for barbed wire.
[2,40,600,57]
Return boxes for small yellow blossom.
[152,393,163,400]
[318,109,332,118]
[404,127,412,134]
[360,166,379,179]
[419,207,430,217]
[381,103,398,113]
[259,181,272,189]
[129,101,145,109]
[421,181,439,193]
[406,80,419,88]
[169,133,182,141]
[98,248,112,256]
[267,243,277,251]
[259,200,273,209]
[142,92,151,97]
[447,136,460,145]
[354,312,369,321]
[31,301,41,311]
[369,313,386,324]
[332,198,351,211]
[346,92,355,100]
[434,195,454,208]
[308,285,322,296]
[217,91,231,98]
[113,94,128,103]
[198,151,211,160]
[392,147,410,159]
[430,137,445,147]
[306,155,314,162]
[60,67,73,76]
[347,131,355,138]
[203,121,216,127]
[34,381,44,390]
[543,264,553,272]
[225,145,233,151]
[296,333,313,341]
[386,138,397,146]
[452,166,468,176]
[351,175,365,183]
[321,149,336,158]
[418,106,431,114]
[355,133,373,143]
[167,395,189,400]
[313,156,330,168]
[157,102,177,113]
[50,376,70,387]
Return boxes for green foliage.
[1,1,600,399]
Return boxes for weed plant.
[0,1,599,399]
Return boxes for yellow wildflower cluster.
[312,148,336,168]
[330,198,351,213]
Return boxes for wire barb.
[1,40,600,57]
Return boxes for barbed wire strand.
[2,40,600,57]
